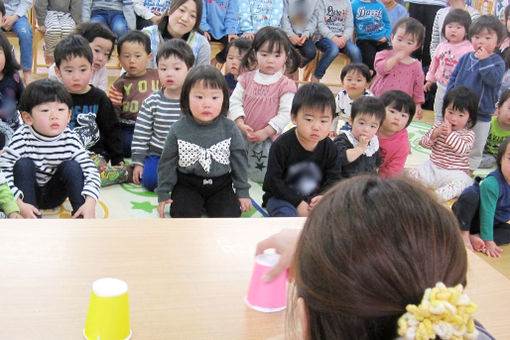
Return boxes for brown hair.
[288,176,467,340]
[158,0,203,37]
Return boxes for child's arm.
[345,136,369,163]
[224,0,239,39]
[16,198,41,219]
[429,11,441,58]
[70,0,82,24]
[424,51,440,92]
[0,181,20,217]
[97,94,124,165]
[71,138,101,210]
[259,90,295,141]
[72,196,96,219]
[107,83,124,118]
[380,6,391,42]
[479,176,504,258]
[446,55,463,93]
[131,97,155,172]
[199,0,210,37]
[442,129,475,156]
[269,0,284,28]
[155,129,179,218]
[229,81,249,131]
[81,0,92,22]
[413,65,425,119]
[34,0,48,33]
[419,123,442,148]
[478,56,506,88]
[238,0,254,35]
[373,50,400,75]
[316,0,335,40]
[230,124,252,213]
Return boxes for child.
[133,0,170,29]
[131,39,194,191]
[371,17,425,119]
[351,0,391,71]
[82,0,135,37]
[377,90,415,178]
[54,35,127,187]
[380,0,408,29]
[0,30,23,149]
[48,22,117,92]
[331,63,373,136]
[107,30,160,157]
[238,0,283,39]
[453,138,510,258]
[230,26,299,183]
[262,83,342,218]
[334,96,385,178]
[480,89,510,168]
[425,9,473,123]
[0,170,21,218]
[0,79,100,218]
[447,15,506,171]
[156,65,252,218]
[34,0,81,65]
[224,38,251,94]
[311,0,362,83]
[409,86,477,202]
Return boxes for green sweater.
[0,174,19,216]
[484,116,510,157]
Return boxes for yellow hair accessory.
[397,282,478,340]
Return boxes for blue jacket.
[200,0,239,39]
[351,0,391,41]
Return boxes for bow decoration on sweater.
[177,138,231,173]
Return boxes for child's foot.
[22,70,34,85]
[461,231,474,251]
[469,234,485,252]
[310,76,320,83]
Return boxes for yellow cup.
[83,278,132,340]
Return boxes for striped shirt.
[419,122,474,173]
[131,90,182,165]
[0,125,101,201]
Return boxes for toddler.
[238,0,283,39]
[82,0,135,37]
[224,38,251,94]
[480,89,510,168]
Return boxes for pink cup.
[245,253,288,312]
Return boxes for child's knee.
[14,158,35,173]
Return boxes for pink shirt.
[377,128,409,178]
[426,40,474,86]
[371,49,425,104]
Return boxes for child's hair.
[340,63,371,83]
[442,86,478,128]
[288,175,467,339]
[351,96,386,125]
[242,26,301,74]
[54,35,93,69]
[226,37,252,57]
[469,15,506,46]
[392,17,425,48]
[158,0,203,38]
[20,79,73,115]
[156,39,195,68]
[74,22,116,58]
[499,89,510,109]
[441,9,471,41]
[505,5,510,35]
[180,65,229,117]
[291,83,336,119]
[0,0,5,16]
[379,90,416,127]
[497,137,510,170]
[117,30,151,55]
[0,31,20,77]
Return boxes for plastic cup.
[245,253,288,312]
[83,278,132,340]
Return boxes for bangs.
[260,39,284,53]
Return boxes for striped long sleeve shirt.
[131,90,182,166]
[0,125,101,201]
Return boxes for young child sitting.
[0,170,21,218]
[131,39,194,192]
[54,35,127,187]
[453,137,510,258]
[480,90,510,169]
[262,83,342,218]
[0,79,100,218]
[224,38,251,94]
[409,86,477,202]
[334,96,385,178]
[331,63,373,137]
[107,30,160,158]
[377,90,415,178]
[156,66,252,218]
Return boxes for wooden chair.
[297,51,350,87]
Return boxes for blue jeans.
[266,197,298,217]
[141,154,160,192]
[121,124,134,158]
[14,158,85,215]
[294,38,317,67]
[314,38,362,79]
[10,16,33,70]
[91,9,128,37]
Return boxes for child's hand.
[241,33,255,40]
[297,201,310,217]
[440,120,452,136]
[332,36,347,48]
[228,34,237,42]
[423,81,434,92]
[328,131,338,138]
[289,34,301,45]
[378,36,388,43]
[17,198,41,219]
[133,165,143,185]
[158,199,173,218]
[37,25,46,34]
[8,212,22,218]
[239,197,252,213]
[358,135,370,150]
[475,46,491,60]
[235,118,254,137]
[247,129,270,143]
[298,34,307,45]
[483,240,503,258]
[308,195,323,211]
[203,31,211,40]
[415,104,423,120]
[72,196,96,218]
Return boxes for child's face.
[56,56,93,94]
[256,42,287,75]
[445,21,466,44]
[167,0,197,38]
[22,101,71,137]
[391,28,420,56]
[158,55,189,94]
[350,113,381,141]
[119,41,153,77]
[291,106,333,149]
[471,28,499,54]
[381,104,410,135]
[342,70,369,99]
[497,98,510,129]
[89,37,113,71]
[225,46,245,77]
[443,103,470,130]
[189,82,223,123]
[0,49,5,74]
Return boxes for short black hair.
[499,89,510,108]
[392,17,425,48]
[340,63,371,82]
[469,15,506,46]
[117,30,151,55]
[291,83,336,119]
[156,39,195,68]
[442,9,471,41]
[442,86,478,128]
[0,0,5,16]
[497,137,510,170]
[380,90,416,127]
[351,96,386,125]
[180,65,229,117]
[54,34,93,68]
[74,22,116,58]
[226,37,252,56]
[20,79,73,114]
[0,30,20,77]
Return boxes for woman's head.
[289,176,467,340]
[442,9,471,43]
[0,30,20,77]
[158,0,203,39]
